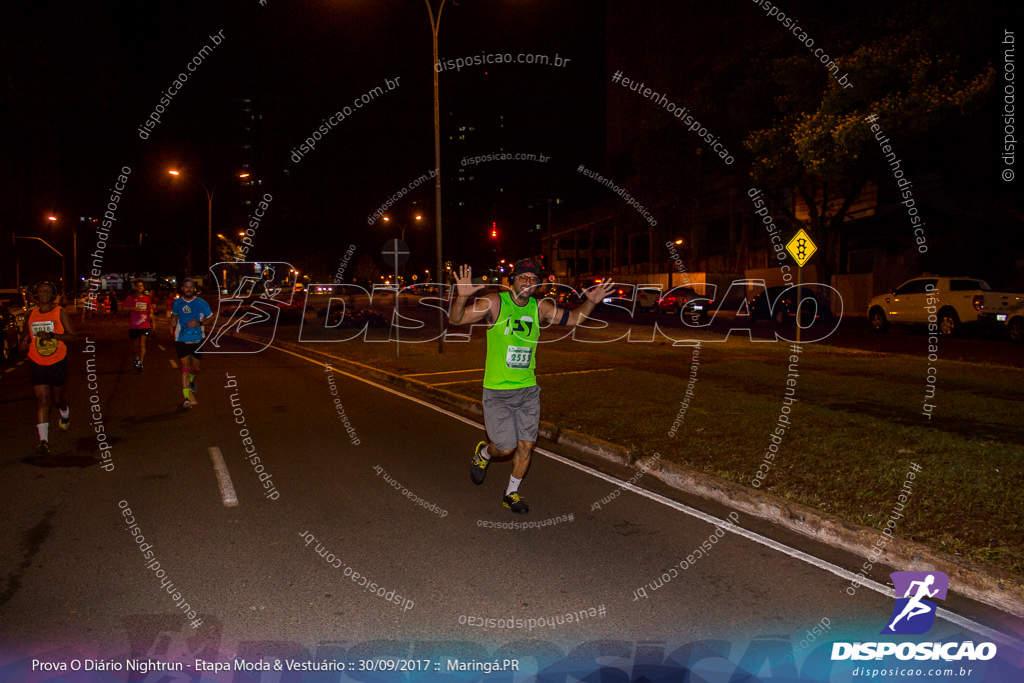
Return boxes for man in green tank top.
[449,258,613,513]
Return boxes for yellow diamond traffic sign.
[786,229,817,267]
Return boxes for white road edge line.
[539,368,614,377]
[407,368,486,377]
[535,448,1022,649]
[269,343,1023,649]
[208,446,239,507]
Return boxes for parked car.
[1009,302,1024,343]
[657,287,713,318]
[749,286,823,324]
[635,286,713,317]
[0,288,30,332]
[0,305,22,361]
[977,290,1024,341]
[867,276,1018,336]
[323,303,389,328]
[555,288,585,310]
[600,285,633,304]
[635,287,661,313]
[983,299,1024,343]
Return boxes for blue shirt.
[172,296,212,342]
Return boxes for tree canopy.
[743,3,996,279]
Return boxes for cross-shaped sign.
[381,239,410,268]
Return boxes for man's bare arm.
[448,264,495,326]
[540,279,615,327]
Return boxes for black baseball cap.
[510,258,542,280]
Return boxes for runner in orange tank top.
[20,281,77,455]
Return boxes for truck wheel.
[868,307,889,332]
[938,308,960,336]
[1009,317,1024,343]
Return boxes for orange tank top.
[28,306,67,365]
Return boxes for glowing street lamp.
[14,231,64,292]
[47,216,75,295]
[168,169,249,276]
[381,213,423,242]
[48,215,76,297]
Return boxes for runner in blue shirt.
[170,278,212,409]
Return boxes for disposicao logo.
[831,571,998,663]
[882,571,948,635]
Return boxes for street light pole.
[382,214,423,243]
[14,235,65,291]
[169,169,238,282]
[425,0,447,353]
[70,222,77,305]
[51,216,80,305]
[46,216,67,296]
[205,185,214,277]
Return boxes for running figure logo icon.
[882,571,949,635]
[202,261,296,354]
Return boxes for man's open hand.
[455,265,485,299]
[585,278,615,304]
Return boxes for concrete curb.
[644,461,1024,617]
[258,334,1024,619]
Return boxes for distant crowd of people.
[22,278,211,455]
[80,286,179,322]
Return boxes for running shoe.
[502,492,529,514]
[59,414,70,431]
[183,398,192,410]
[36,440,50,455]
[470,441,490,485]
[134,359,141,372]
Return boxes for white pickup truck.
[867,276,1020,336]
[979,295,1024,341]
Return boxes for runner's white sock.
[480,443,492,460]
[37,423,48,441]
[59,407,70,420]
[506,476,522,497]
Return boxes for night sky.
[2,0,610,285]
[1,0,1016,287]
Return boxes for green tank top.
[484,291,541,390]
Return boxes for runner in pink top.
[123,279,155,372]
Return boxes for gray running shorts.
[482,385,541,451]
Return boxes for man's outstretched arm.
[540,279,615,327]
[449,264,495,326]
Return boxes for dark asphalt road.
[1,317,1021,677]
